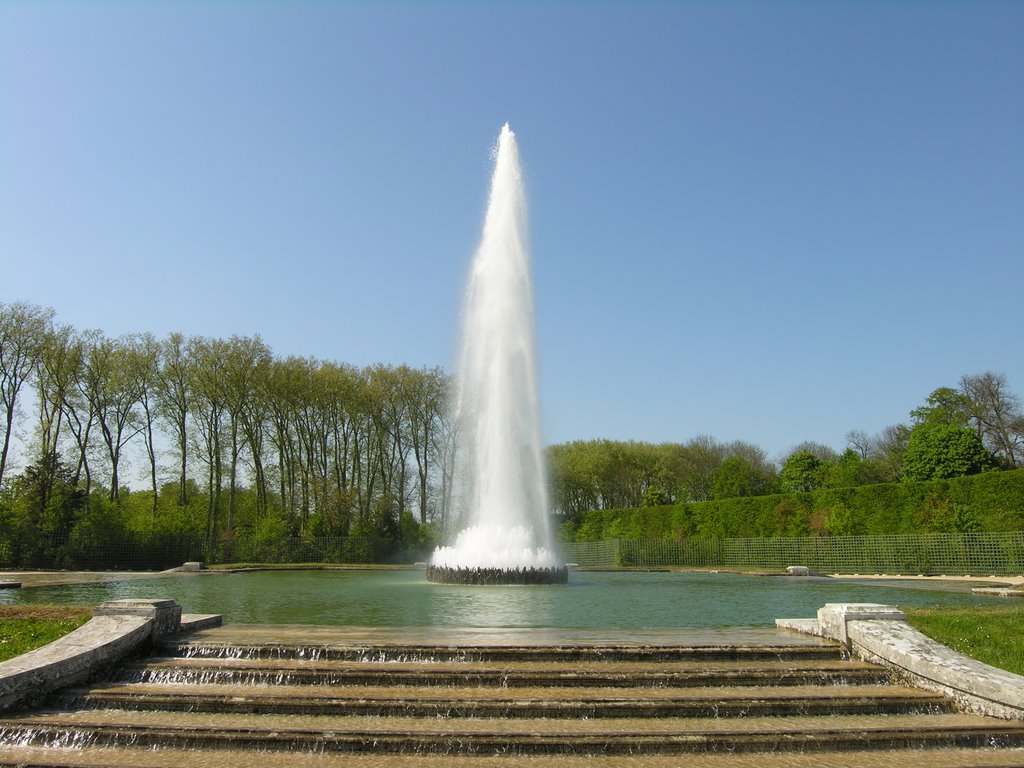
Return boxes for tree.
[711,455,775,500]
[845,429,872,460]
[32,323,84,516]
[33,324,83,477]
[902,422,997,481]
[4,454,87,566]
[960,371,1023,468]
[189,336,228,547]
[84,334,142,503]
[678,435,726,502]
[404,366,447,525]
[780,450,823,493]
[821,448,889,488]
[872,423,911,482]
[221,335,272,530]
[0,302,53,487]
[155,333,193,506]
[910,387,970,428]
[784,441,838,463]
[126,334,161,517]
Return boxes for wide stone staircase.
[1,627,1023,767]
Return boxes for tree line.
[0,301,454,552]
[3,300,1022,557]
[548,373,1022,520]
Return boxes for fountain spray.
[428,124,566,584]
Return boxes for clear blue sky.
[2,0,1022,461]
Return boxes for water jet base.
[426,565,568,585]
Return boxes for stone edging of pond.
[0,599,221,713]
[777,603,1024,721]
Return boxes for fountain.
[427,124,566,585]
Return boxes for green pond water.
[0,570,1006,627]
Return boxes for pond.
[0,569,1006,627]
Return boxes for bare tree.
[960,371,1023,468]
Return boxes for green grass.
[0,605,92,663]
[904,604,1024,676]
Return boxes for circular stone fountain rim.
[426,565,569,586]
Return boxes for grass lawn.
[0,605,92,663]
[904,604,1024,677]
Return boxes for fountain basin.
[426,565,568,585]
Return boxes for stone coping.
[178,624,834,649]
[778,602,1024,721]
[0,599,222,713]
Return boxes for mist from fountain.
[429,124,564,584]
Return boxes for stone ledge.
[777,602,1024,721]
[973,587,1024,597]
[180,614,223,633]
[0,599,220,713]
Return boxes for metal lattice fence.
[556,540,620,567]
[720,532,1024,576]
[559,532,1024,576]
[3,528,1022,575]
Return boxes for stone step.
[159,639,846,664]
[0,708,1010,735]
[4,744,1024,768]
[115,656,889,688]
[51,682,950,719]
[1,710,1021,755]
[4,746,1024,768]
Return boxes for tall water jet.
[428,124,566,585]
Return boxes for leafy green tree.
[786,441,838,463]
[126,333,161,518]
[33,324,85,505]
[780,450,824,493]
[641,485,671,507]
[3,455,87,566]
[85,335,142,503]
[903,423,997,481]
[711,455,774,500]
[911,387,971,428]
[679,435,727,502]
[155,332,193,506]
[221,335,273,529]
[820,448,890,489]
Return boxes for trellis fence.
[558,531,1024,576]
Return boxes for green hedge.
[563,469,1024,542]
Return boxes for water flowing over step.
[1,626,1023,766]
